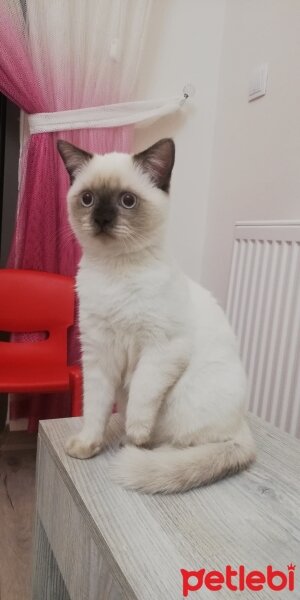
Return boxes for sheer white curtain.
[26,0,153,112]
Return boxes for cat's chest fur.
[76,257,189,350]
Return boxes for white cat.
[58,138,255,493]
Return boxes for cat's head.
[57,138,175,256]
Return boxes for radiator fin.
[227,222,300,437]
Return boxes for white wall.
[202,0,300,307]
[134,0,226,281]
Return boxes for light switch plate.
[249,63,268,101]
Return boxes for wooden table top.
[39,414,300,599]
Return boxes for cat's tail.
[111,420,255,494]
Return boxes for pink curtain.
[0,2,139,431]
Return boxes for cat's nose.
[93,208,115,229]
[94,215,113,227]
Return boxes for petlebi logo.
[181,564,296,596]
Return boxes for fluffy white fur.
[58,139,256,494]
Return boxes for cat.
[57,137,256,494]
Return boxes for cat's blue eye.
[120,192,137,209]
[81,192,94,207]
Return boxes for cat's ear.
[57,140,93,183]
[133,138,175,192]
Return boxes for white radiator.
[226,221,300,437]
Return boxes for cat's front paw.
[65,434,102,459]
[126,422,152,447]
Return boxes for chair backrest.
[0,269,75,369]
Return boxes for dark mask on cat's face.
[57,138,175,254]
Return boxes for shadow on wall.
[134,103,196,153]
[134,0,197,152]
[0,99,19,268]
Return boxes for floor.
[0,430,37,600]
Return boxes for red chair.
[0,269,82,417]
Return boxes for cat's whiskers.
[114,224,131,235]
[123,228,148,247]
[116,228,132,254]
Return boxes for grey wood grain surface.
[36,414,300,600]
[0,431,37,600]
[33,518,71,600]
[35,440,123,600]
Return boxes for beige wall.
[134,0,226,281]
[202,0,300,307]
